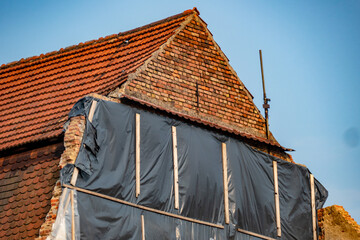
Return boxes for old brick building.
[0,8,357,239]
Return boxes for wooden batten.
[135,113,141,198]
[63,184,224,229]
[172,126,179,209]
[141,215,146,240]
[88,100,98,122]
[237,228,277,240]
[221,142,229,224]
[310,174,317,240]
[273,160,281,237]
[71,190,75,240]
[70,168,79,186]
[63,188,70,211]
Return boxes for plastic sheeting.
[55,97,327,240]
[226,140,277,238]
[47,188,80,240]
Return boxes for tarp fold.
[53,97,327,240]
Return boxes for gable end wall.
[121,14,272,142]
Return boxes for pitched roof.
[0,9,195,151]
[0,7,287,152]
[0,9,291,239]
[0,143,63,239]
[115,11,284,149]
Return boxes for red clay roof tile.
[0,9,195,151]
[0,10,198,239]
[0,143,63,239]
[0,8,292,239]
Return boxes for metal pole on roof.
[259,50,270,140]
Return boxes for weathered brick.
[36,116,86,239]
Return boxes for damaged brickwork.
[318,205,360,240]
[36,116,86,240]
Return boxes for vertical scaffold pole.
[71,190,75,240]
[310,174,317,240]
[172,126,179,209]
[273,160,281,237]
[259,50,270,140]
[135,113,141,198]
[221,143,229,224]
[141,214,146,240]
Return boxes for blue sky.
[1,0,359,224]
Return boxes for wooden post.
[310,174,317,240]
[237,228,277,240]
[135,113,141,198]
[172,126,179,209]
[70,100,97,186]
[141,215,145,240]
[63,188,70,210]
[88,100,98,123]
[71,190,75,240]
[64,184,224,229]
[273,160,281,237]
[70,168,79,186]
[221,143,229,224]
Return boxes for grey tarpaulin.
[57,97,327,239]
[277,160,311,239]
[226,140,277,238]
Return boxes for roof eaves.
[120,94,290,151]
[0,130,63,154]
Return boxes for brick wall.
[121,13,274,142]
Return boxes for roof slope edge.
[192,14,279,144]
[111,11,285,149]
[0,9,197,73]
[109,11,198,97]
[0,9,197,152]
